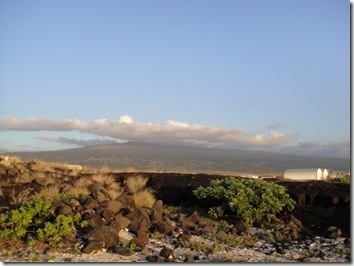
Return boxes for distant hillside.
[8,142,350,176]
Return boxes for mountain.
[7,142,350,176]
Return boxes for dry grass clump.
[133,188,156,208]
[26,160,54,172]
[106,187,123,200]
[32,184,61,201]
[63,176,92,198]
[125,175,148,193]
[8,156,22,164]
[74,176,93,187]
[10,188,34,205]
[44,176,56,186]
[124,175,155,207]
[91,173,116,186]
[66,186,91,198]
[99,165,112,173]
[15,172,35,183]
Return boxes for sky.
[0,0,350,159]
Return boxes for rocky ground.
[0,227,350,262]
[0,156,351,262]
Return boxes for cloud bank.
[0,115,349,158]
[0,116,293,148]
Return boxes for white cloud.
[0,116,88,131]
[119,115,133,124]
[3,115,349,159]
[0,116,294,149]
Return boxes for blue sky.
[0,0,350,159]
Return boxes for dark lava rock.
[81,240,104,254]
[177,233,191,242]
[323,226,342,239]
[88,213,104,228]
[88,183,110,203]
[111,213,132,231]
[113,246,133,256]
[55,205,73,216]
[188,211,202,224]
[97,200,123,215]
[127,207,151,236]
[276,247,286,254]
[86,225,119,249]
[129,237,146,249]
[198,218,218,234]
[141,246,151,256]
[152,220,174,234]
[82,196,100,210]
[159,246,174,258]
[232,220,249,235]
[146,255,164,263]
[101,209,115,223]
[150,200,164,222]
[116,193,136,209]
[183,256,195,262]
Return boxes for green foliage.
[164,204,207,219]
[37,215,73,245]
[193,177,296,226]
[335,247,350,256]
[331,176,350,184]
[205,231,257,248]
[0,194,85,247]
[0,199,53,240]
[119,237,138,251]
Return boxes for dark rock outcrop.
[86,225,119,249]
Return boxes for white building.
[322,169,329,180]
[284,168,323,181]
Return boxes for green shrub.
[193,177,296,226]
[0,195,86,246]
[331,176,350,184]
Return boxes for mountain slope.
[9,142,350,175]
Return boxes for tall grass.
[32,184,61,201]
[66,186,91,198]
[133,188,156,208]
[125,175,148,193]
[91,173,116,186]
[74,176,93,187]
[106,187,123,200]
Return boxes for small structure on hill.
[241,173,259,179]
[66,164,83,171]
[322,169,329,180]
[284,168,323,181]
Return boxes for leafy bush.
[330,176,350,184]
[193,177,296,226]
[0,196,86,247]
